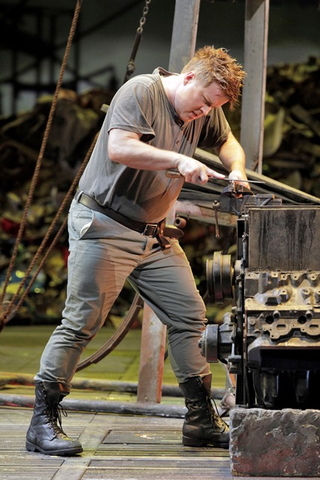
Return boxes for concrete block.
[229,407,320,477]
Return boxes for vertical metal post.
[137,304,167,403]
[168,0,201,72]
[240,0,270,173]
[137,1,200,404]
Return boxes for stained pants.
[35,200,211,390]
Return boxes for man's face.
[174,72,229,123]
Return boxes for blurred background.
[1,0,319,115]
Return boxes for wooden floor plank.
[82,457,232,480]
[82,466,232,480]
[103,429,182,444]
[0,470,59,480]
[89,458,230,467]
[95,444,229,457]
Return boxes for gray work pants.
[35,200,210,389]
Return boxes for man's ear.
[183,71,195,84]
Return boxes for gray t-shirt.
[79,67,230,223]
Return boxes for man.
[26,45,247,456]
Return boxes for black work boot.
[26,381,83,456]
[179,374,230,448]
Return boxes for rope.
[0,132,98,329]
[123,0,152,84]
[0,0,152,330]
[0,0,83,329]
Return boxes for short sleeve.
[107,77,156,142]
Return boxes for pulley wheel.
[199,324,219,363]
[206,251,234,303]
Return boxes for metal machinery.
[200,183,320,410]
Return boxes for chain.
[123,0,152,84]
[137,0,151,34]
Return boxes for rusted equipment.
[200,183,320,409]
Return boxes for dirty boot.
[26,381,83,456]
[179,374,230,448]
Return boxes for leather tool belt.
[75,190,183,249]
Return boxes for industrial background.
[0,1,320,479]
[1,0,319,115]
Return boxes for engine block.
[201,200,320,409]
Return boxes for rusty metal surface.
[248,206,320,270]
[137,304,167,403]
[241,0,270,173]
[168,0,201,72]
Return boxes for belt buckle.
[143,223,159,237]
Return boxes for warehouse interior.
[0,1,320,478]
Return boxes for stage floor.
[0,407,236,480]
[0,325,300,480]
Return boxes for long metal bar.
[168,0,201,72]
[195,148,320,205]
[240,0,270,173]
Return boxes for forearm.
[217,133,247,178]
[108,128,225,184]
[109,133,180,171]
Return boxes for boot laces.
[46,403,68,436]
[206,396,229,432]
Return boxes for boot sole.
[26,440,83,456]
[183,436,229,449]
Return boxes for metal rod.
[240,0,270,173]
[168,0,201,72]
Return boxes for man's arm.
[216,131,248,182]
[108,128,225,185]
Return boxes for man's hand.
[227,168,252,197]
[228,169,250,190]
[176,157,225,185]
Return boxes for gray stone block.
[230,407,320,477]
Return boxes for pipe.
[0,393,186,418]
[0,373,227,399]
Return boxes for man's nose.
[201,105,211,115]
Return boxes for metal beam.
[168,0,201,72]
[137,304,167,403]
[240,0,270,173]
